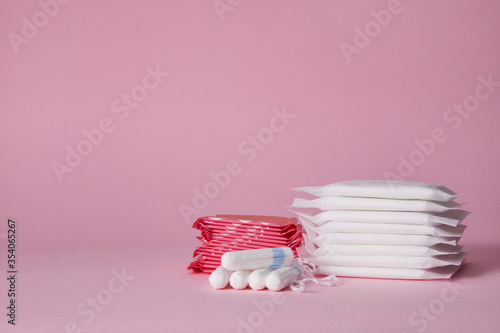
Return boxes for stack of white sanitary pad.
[290,180,469,280]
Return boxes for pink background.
[1,0,499,332]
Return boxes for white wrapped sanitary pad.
[312,232,459,247]
[313,244,463,257]
[315,252,466,269]
[292,210,469,227]
[292,180,462,201]
[297,214,466,237]
[313,221,465,237]
[317,265,461,280]
[291,196,462,212]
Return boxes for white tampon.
[221,247,294,271]
[229,270,251,290]
[266,264,302,291]
[209,265,233,289]
[248,268,275,290]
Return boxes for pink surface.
[2,245,500,333]
[1,0,500,332]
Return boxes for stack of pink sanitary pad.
[188,215,303,273]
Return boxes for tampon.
[248,268,275,290]
[229,270,251,289]
[266,264,302,291]
[221,247,294,271]
[209,265,233,289]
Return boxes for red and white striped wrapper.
[188,215,304,273]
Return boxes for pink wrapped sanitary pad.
[188,215,303,273]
